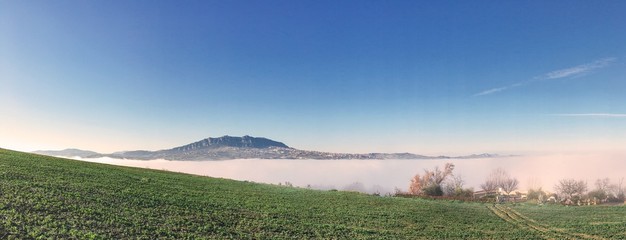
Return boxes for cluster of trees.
[480,174,625,205]
[549,178,625,203]
[408,163,473,197]
[587,178,625,202]
[408,164,625,205]
[480,168,519,195]
[408,164,521,198]
[514,178,625,204]
[554,179,588,200]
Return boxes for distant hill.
[32,148,100,158]
[33,135,506,161]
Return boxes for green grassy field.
[0,149,624,239]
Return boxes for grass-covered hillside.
[0,149,623,239]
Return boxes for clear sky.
[2,1,625,155]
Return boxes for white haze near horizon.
[70,153,626,195]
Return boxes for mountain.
[34,135,506,161]
[103,135,292,160]
[94,135,437,160]
[33,148,100,158]
[171,135,289,150]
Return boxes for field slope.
[0,149,623,239]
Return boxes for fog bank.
[73,152,626,194]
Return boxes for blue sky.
[1,1,625,154]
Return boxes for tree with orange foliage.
[409,163,455,196]
[409,174,422,195]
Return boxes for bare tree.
[481,168,519,195]
[501,177,519,195]
[554,179,587,200]
[590,177,626,202]
[434,163,455,185]
[595,178,611,192]
[480,179,498,193]
[589,178,611,200]
[482,168,507,192]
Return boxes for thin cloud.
[474,86,510,96]
[542,57,616,79]
[551,113,626,118]
[475,57,617,96]
[474,82,524,96]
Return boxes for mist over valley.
[71,152,625,195]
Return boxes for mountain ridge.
[33,135,507,160]
[171,135,289,151]
[33,148,100,158]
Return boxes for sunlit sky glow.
[1,1,625,155]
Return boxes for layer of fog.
[72,152,626,195]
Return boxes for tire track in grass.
[488,205,606,240]
[503,206,607,240]
[499,205,572,239]
[487,205,555,239]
